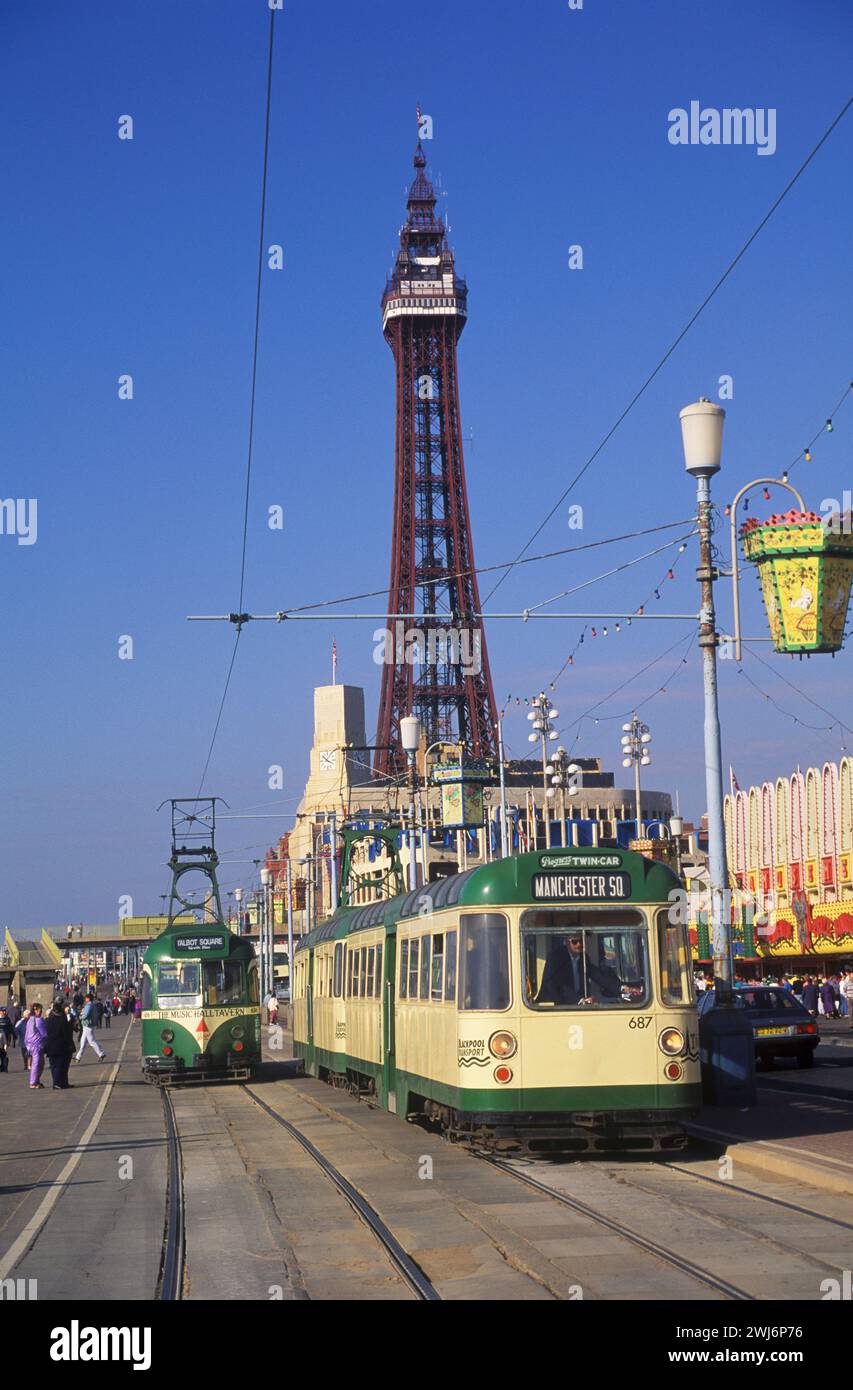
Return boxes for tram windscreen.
[203,959,243,1006]
[521,909,649,1009]
[459,914,510,1011]
[157,962,201,1006]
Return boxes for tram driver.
[536,932,642,1007]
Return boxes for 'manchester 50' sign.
[531,872,631,901]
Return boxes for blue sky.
[2,0,852,925]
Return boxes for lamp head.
[680,398,725,478]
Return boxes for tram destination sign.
[173,933,227,954]
[531,871,631,902]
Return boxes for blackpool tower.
[374,135,498,777]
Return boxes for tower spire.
[375,133,499,777]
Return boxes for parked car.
[698,985,819,1068]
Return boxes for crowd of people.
[694,967,853,1025]
[0,975,140,1091]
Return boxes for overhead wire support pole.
[187,611,701,623]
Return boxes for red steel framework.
[374,138,499,778]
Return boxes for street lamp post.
[545,746,570,847]
[527,693,559,849]
[680,399,732,1002]
[260,867,272,1000]
[285,858,294,1007]
[620,714,652,836]
[496,717,509,859]
[400,715,421,892]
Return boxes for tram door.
[305,952,315,1075]
[382,937,397,1113]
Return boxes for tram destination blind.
[531,871,631,902]
[173,933,227,953]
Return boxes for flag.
[729,766,740,796]
[332,637,337,685]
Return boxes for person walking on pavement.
[25,1004,47,1089]
[103,997,112,1029]
[15,1009,30,1071]
[841,971,853,1029]
[45,1001,75,1090]
[802,976,818,1016]
[74,994,107,1064]
[0,1006,13,1072]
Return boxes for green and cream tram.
[293,846,699,1152]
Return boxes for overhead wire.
[480,93,853,609]
[196,6,277,796]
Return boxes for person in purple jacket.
[25,1003,47,1089]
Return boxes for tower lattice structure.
[374,138,498,777]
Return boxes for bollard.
[699,1003,757,1106]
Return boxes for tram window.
[360,949,368,998]
[419,935,431,1000]
[141,973,152,1010]
[431,935,444,1001]
[247,960,259,1005]
[520,910,649,1010]
[157,962,201,1004]
[408,938,420,998]
[444,930,458,1001]
[333,943,343,998]
[203,959,243,1007]
[399,940,409,999]
[657,916,693,1006]
[375,944,382,991]
[347,948,355,998]
[366,946,375,998]
[459,915,510,1011]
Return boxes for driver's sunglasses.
[568,936,582,944]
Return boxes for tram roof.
[142,923,255,963]
[296,847,682,951]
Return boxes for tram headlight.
[489,1030,517,1059]
[160,1029,174,1043]
[658,1027,685,1056]
[230,1024,245,1039]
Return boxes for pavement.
[686,1020,853,1195]
[0,1017,167,1299]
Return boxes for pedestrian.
[14,1009,30,1071]
[841,971,853,1028]
[103,998,112,1029]
[268,993,278,1026]
[45,1001,75,1090]
[802,976,818,1015]
[25,1003,47,1089]
[0,1006,13,1073]
[74,994,107,1064]
[820,977,836,1019]
[93,997,103,1030]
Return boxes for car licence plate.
[755,1026,792,1037]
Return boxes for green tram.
[293,844,700,1152]
[141,924,261,1084]
[141,798,261,1085]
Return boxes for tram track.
[662,1159,853,1231]
[157,1089,186,1301]
[481,1155,756,1300]
[240,1085,441,1302]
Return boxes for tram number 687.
[628,1016,652,1029]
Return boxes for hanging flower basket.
[740,508,853,654]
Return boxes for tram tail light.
[162,1046,173,1057]
[489,1031,517,1059]
[664,1061,683,1081]
[494,1065,512,1084]
[658,1028,685,1056]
